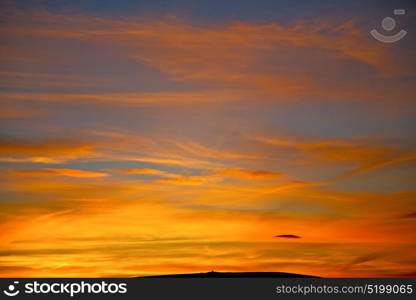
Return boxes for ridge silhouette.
[137,271,318,278]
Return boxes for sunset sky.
[1,0,415,278]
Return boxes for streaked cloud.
[214,168,283,179]
[0,138,96,163]
[1,8,414,107]
[116,168,167,176]
[8,168,109,178]
[252,135,416,181]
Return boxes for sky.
[0,0,415,278]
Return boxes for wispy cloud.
[214,168,283,179]
[0,138,97,164]
[8,168,109,178]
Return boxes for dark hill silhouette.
[138,271,318,278]
[274,234,301,239]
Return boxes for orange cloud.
[252,135,416,181]
[117,168,167,176]
[0,71,115,91]
[0,138,96,163]
[0,90,245,105]
[0,104,43,119]
[117,167,283,183]
[214,168,283,179]
[337,153,416,180]
[1,9,413,108]
[173,141,261,160]
[8,168,109,178]
[1,167,415,278]
[1,188,415,277]
[253,136,392,162]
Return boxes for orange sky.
[0,1,415,277]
